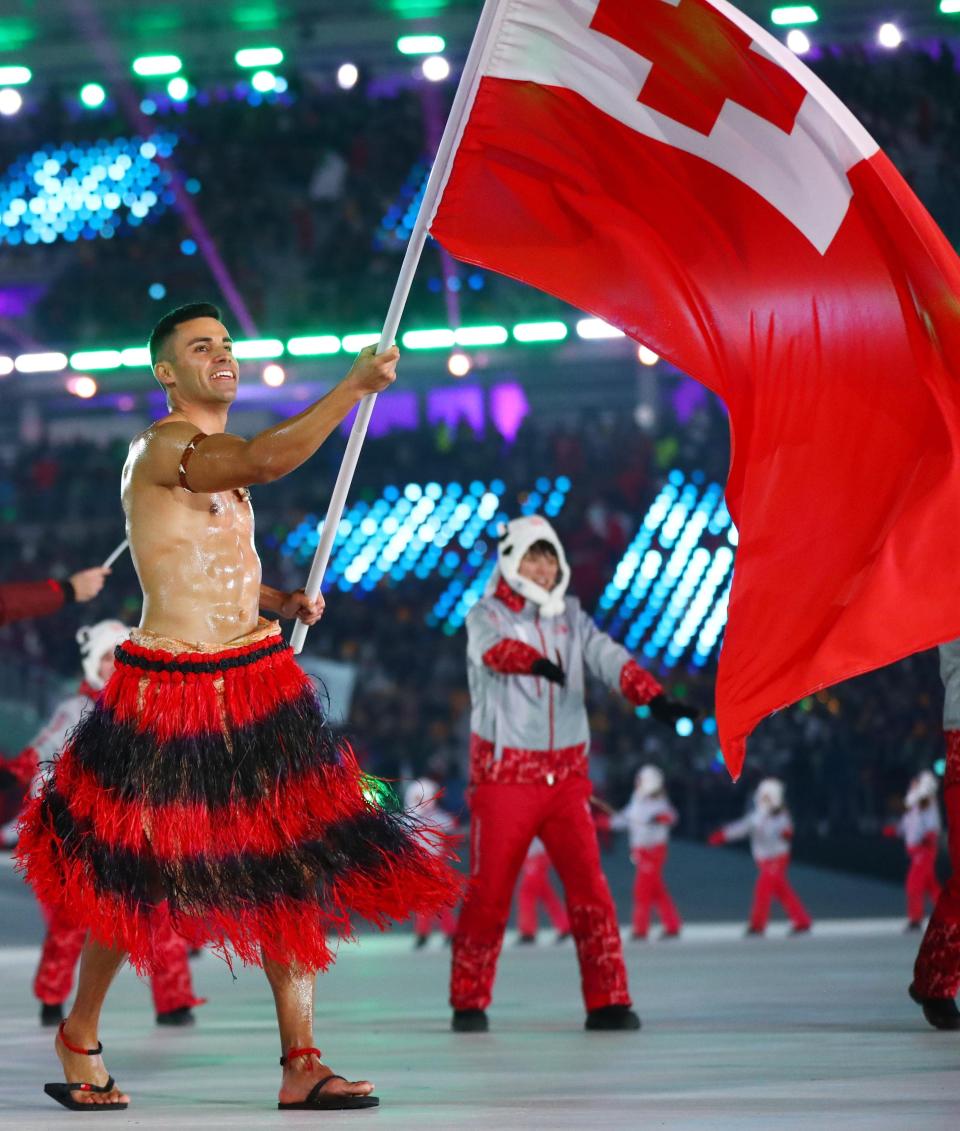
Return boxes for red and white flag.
[427,0,960,776]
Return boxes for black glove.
[648,694,699,726]
[531,657,566,687]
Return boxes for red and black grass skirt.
[15,620,459,973]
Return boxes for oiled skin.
[122,420,263,645]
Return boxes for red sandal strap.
[280,1046,323,1066]
[58,1021,103,1057]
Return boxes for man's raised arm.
[141,346,399,493]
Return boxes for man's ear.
[153,360,175,396]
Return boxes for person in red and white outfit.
[515,837,570,944]
[0,621,205,1028]
[708,778,812,936]
[884,770,941,932]
[404,777,458,948]
[611,765,682,941]
[449,516,695,1032]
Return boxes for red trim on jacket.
[0,579,65,628]
[494,576,525,612]
[469,733,588,786]
[481,639,544,675]
[619,660,663,706]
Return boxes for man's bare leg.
[54,938,131,1106]
[262,952,375,1104]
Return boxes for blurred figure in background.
[611,765,682,941]
[515,838,570,945]
[404,777,458,949]
[884,770,941,931]
[0,567,109,628]
[708,778,812,937]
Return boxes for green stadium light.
[512,320,569,343]
[402,328,456,349]
[770,5,818,25]
[132,55,182,78]
[79,83,107,108]
[167,76,190,101]
[235,46,284,68]
[287,335,342,356]
[941,0,960,12]
[454,325,508,347]
[397,34,446,55]
[342,332,381,352]
[0,65,31,85]
[70,350,123,371]
[121,347,151,368]
[232,338,284,360]
[250,70,277,93]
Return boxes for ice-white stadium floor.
[1,918,958,1130]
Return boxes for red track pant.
[34,900,202,1015]
[414,906,457,939]
[631,845,682,937]
[906,844,941,924]
[517,852,570,936]
[749,855,812,932]
[450,776,630,1012]
[914,733,960,997]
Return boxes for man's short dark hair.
[526,539,559,559]
[149,302,222,365]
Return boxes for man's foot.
[904,920,924,933]
[909,983,960,1031]
[788,924,811,936]
[745,926,764,937]
[516,933,536,945]
[54,1021,130,1108]
[40,1002,64,1027]
[156,1006,196,1027]
[555,931,571,944]
[413,934,429,950]
[279,1048,376,1108]
[630,931,648,942]
[451,1009,489,1033]
[585,1005,641,1031]
[660,929,681,941]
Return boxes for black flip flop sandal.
[44,1022,128,1111]
[277,1045,379,1111]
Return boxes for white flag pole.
[290,0,507,654]
[102,538,129,570]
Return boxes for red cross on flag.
[428,0,960,777]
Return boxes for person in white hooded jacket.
[611,765,682,940]
[708,778,812,936]
[884,770,942,931]
[404,777,458,948]
[449,516,695,1033]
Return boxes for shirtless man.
[17,302,456,1111]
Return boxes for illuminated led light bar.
[69,349,123,370]
[287,335,341,356]
[397,34,446,55]
[770,5,818,25]
[342,332,381,352]
[513,320,568,343]
[235,47,284,68]
[0,66,32,85]
[0,356,14,376]
[402,328,456,350]
[231,338,284,360]
[121,347,151,367]
[940,0,960,12]
[454,325,508,347]
[15,352,68,373]
[576,318,625,340]
[597,470,736,668]
[132,55,182,77]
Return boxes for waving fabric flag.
[427,0,960,777]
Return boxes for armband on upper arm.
[177,432,209,493]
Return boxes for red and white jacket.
[1,681,98,792]
[466,578,662,786]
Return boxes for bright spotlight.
[0,356,14,377]
[448,351,472,378]
[167,76,190,101]
[638,345,659,366]
[251,70,277,93]
[0,88,23,116]
[80,83,107,108]
[337,63,359,90]
[68,375,98,399]
[786,29,811,54]
[422,55,451,82]
[877,22,902,48]
[262,363,286,387]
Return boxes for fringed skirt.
[16,619,458,973]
